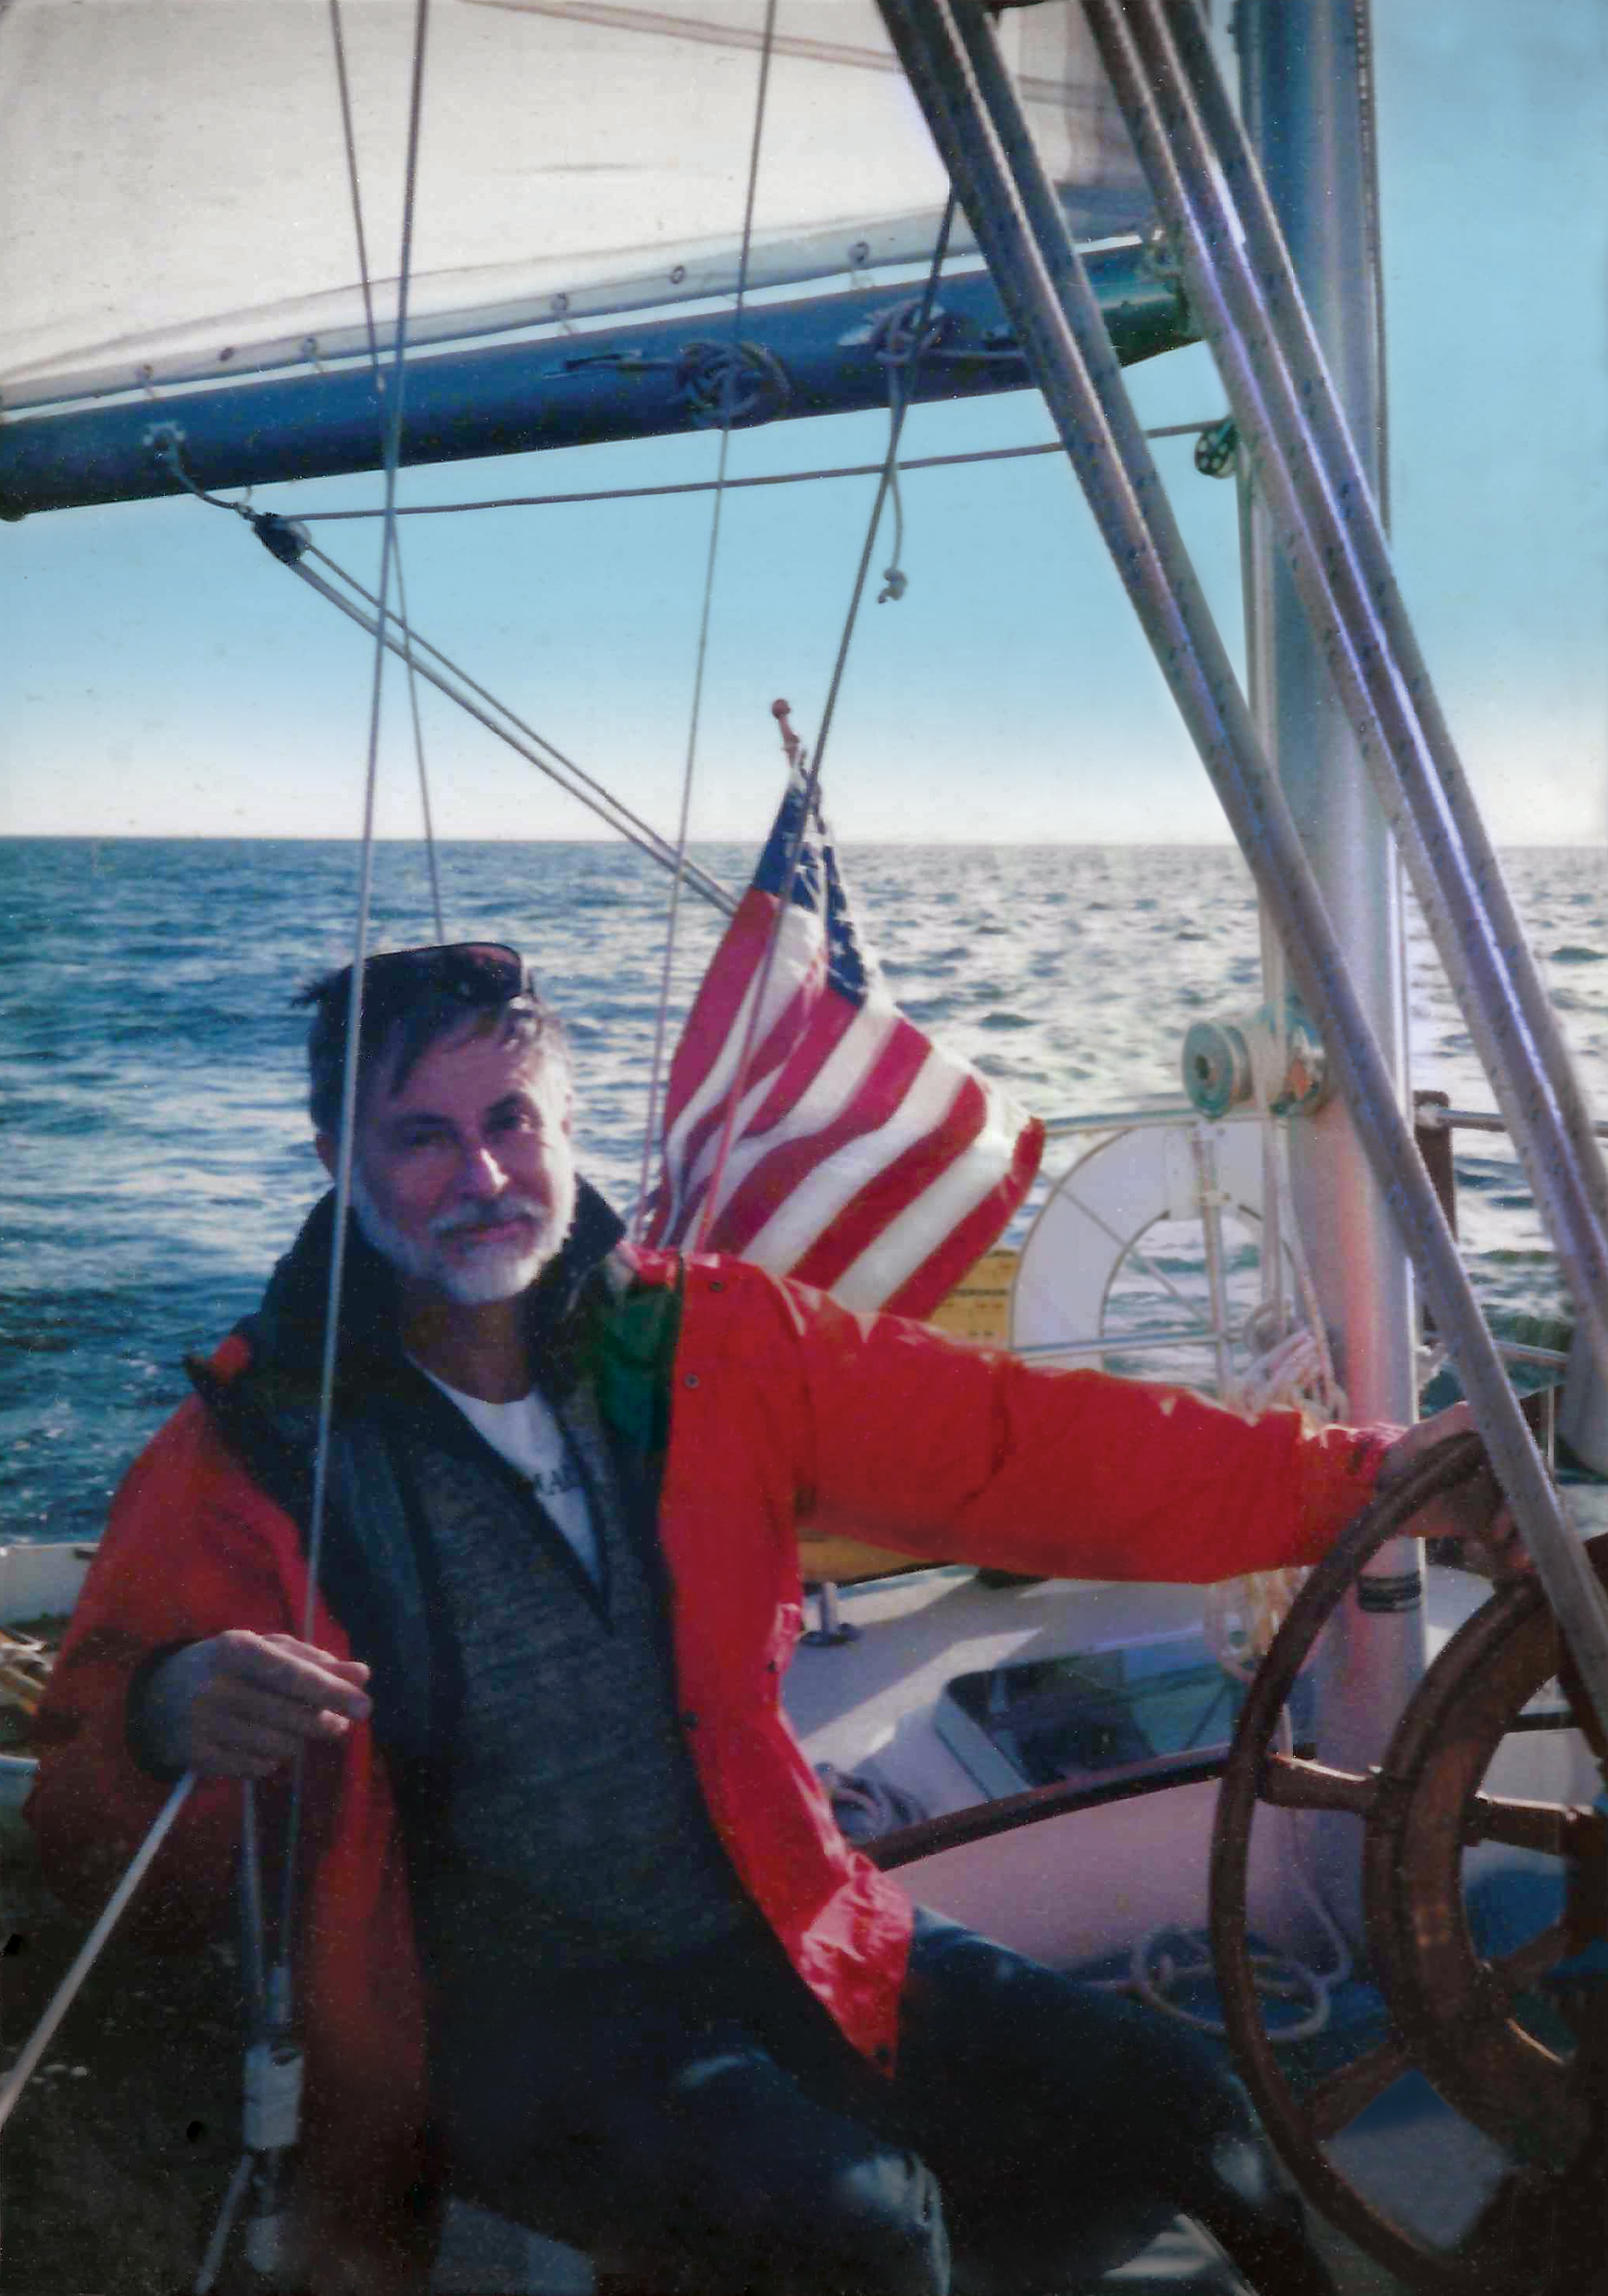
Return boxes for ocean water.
[2,837,1603,1545]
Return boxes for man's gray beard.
[348,1162,576,1305]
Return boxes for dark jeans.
[434,1912,1332,2296]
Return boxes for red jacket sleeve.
[26,1387,324,1948]
[716,1263,1391,1584]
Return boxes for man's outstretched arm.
[713,1262,1509,1583]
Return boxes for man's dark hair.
[295,948,570,1137]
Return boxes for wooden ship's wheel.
[1210,1437,1608,2294]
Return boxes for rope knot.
[867,297,951,374]
[675,339,790,428]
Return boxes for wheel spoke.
[1490,1919,1574,1999]
[1259,1753,1377,1816]
[1467,1794,1599,1858]
[1309,2037,1413,2138]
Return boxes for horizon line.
[1,831,1595,852]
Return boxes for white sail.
[0,0,1149,411]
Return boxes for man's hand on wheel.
[1376,1402,1526,1575]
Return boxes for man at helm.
[30,944,1484,2296]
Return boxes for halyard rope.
[781,191,957,795]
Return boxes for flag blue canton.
[753,775,870,1005]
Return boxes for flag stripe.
[786,1066,988,1294]
[652,903,824,1239]
[674,987,870,1252]
[853,1113,1047,1318]
[659,898,820,1168]
[712,1017,935,1265]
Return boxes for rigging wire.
[236,409,1224,930]
[328,0,447,939]
[327,0,384,375]
[131,446,720,923]
[281,0,434,2037]
[396,553,448,940]
[193,2157,255,2296]
[287,419,1230,524]
[0,1774,197,2138]
[690,194,959,1251]
[237,1781,270,2039]
[196,12,443,2266]
[284,536,737,913]
[632,0,781,1240]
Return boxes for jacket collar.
[247,1177,625,1397]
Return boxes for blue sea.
[2,837,1603,1544]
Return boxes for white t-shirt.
[415,1367,601,1582]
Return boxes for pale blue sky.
[2,2,1604,848]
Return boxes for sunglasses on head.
[323,942,533,1015]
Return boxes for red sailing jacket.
[27,1248,1389,2285]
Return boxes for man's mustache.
[431,1194,545,1241]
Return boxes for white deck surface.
[787,1567,1216,1819]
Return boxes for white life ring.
[1010,1119,1268,1360]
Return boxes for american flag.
[645,763,1045,1318]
